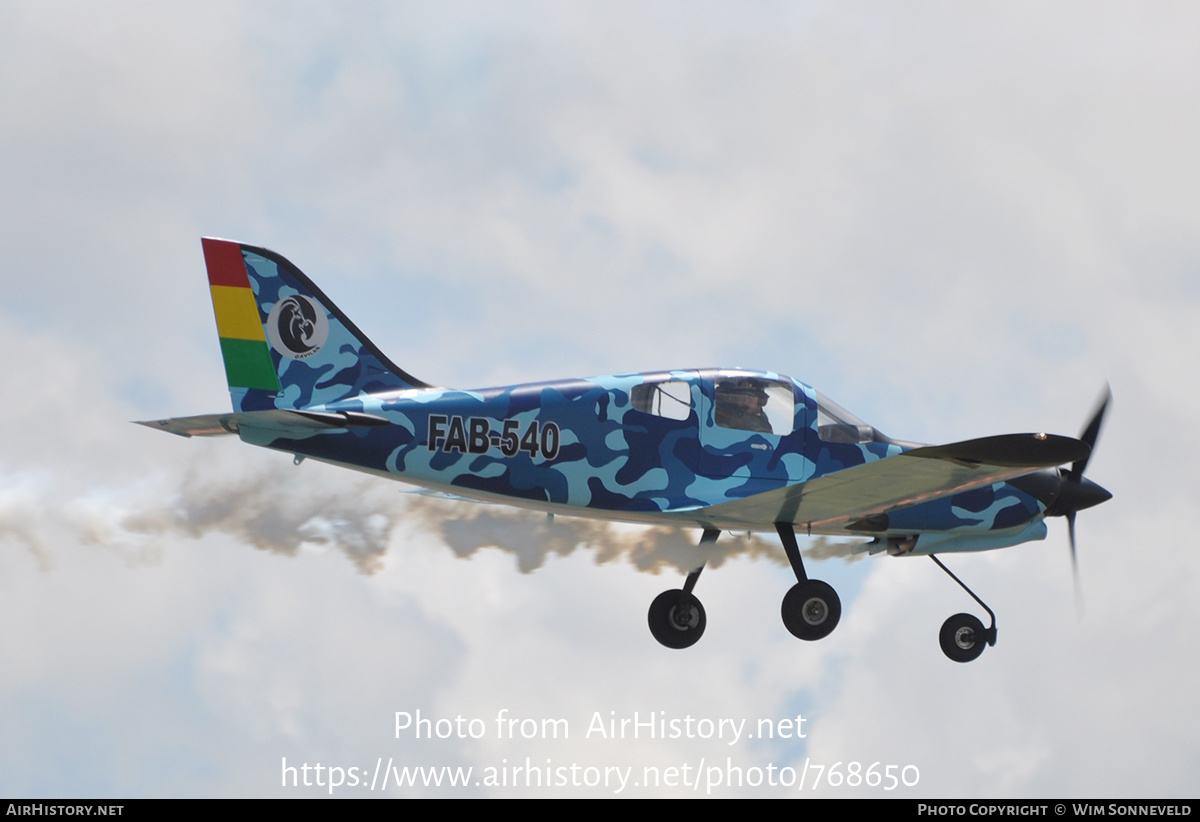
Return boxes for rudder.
[202,238,428,412]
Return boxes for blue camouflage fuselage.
[176,239,1053,552]
[236,369,1048,542]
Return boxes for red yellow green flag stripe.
[201,238,281,392]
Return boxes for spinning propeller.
[1043,385,1112,610]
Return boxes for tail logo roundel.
[267,295,329,360]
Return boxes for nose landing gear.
[939,612,986,662]
[930,554,996,663]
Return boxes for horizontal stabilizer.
[135,408,389,438]
[135,413,239,438]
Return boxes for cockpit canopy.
[630,371,894,445]
[815,391,890,444]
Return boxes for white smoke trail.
[433,507,867,573]
[0,476,60,570]
[0,462,867,574]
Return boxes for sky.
[0,1,1197,798]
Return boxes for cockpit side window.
[631,381,692,421]
[713,378,794,435]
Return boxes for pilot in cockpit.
[714,379,773,434]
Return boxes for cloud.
[0,0,1197,798]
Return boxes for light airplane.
[140,239,1112,662]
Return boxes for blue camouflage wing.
[694,433,1088,531]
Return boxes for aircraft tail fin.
[201,238,428,412]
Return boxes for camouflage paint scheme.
[142,240,1057,557]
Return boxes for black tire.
[939,613,986,663]
[781,580,841,641]
[648,589,706,649]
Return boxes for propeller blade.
[1063,385,1109,618]
[1069,384,1111,482]
[1068,510,1084,617]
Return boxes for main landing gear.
[647,529,715,649]
[930,554,996,663]
[646,524,843,648]
[776,522,841,641]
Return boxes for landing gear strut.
[776,523,841,641]
[930,554,996,663]
[646,525,846,648]
[647,529,716,649]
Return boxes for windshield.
[815,392,887,444]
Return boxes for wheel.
[781,580,841,641]
[648,589,706,649]
[939,613,986,663]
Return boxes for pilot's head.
[716,379,768,410]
